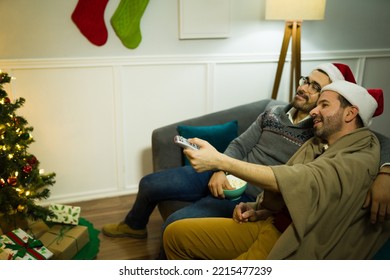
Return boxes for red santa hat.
[321,81,379,127]
[315,63,384,117]
[315,63,357,83]
[367,88,384,117]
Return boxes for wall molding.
[40,185,138,206]
[1,49,390,70]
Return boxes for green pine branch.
[0,71,56,222]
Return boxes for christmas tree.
[0,71,56,223]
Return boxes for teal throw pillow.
[177,120,238,166]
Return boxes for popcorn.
[226,175,247,189]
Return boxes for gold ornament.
[0,124,5,135]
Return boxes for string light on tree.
[0,70,56,221]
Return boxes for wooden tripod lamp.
[266,0,326,101]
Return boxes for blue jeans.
[124,165,256,230]
[124,165,211,229]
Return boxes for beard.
[313,108,344,140]
[291,90,317,114]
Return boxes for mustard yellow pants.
[163,217,281,260]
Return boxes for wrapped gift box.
[46,204,81,225]
[40,224,89,260]
[0,228,53,260]
[0,246,13,260]
[26,219,50,239]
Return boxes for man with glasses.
[102,63,390,253]
[299,76,322,94]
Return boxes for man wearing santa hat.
[164,80,389,259]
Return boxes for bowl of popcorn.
[223,174,247,200]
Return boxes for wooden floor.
[69,194,163,260]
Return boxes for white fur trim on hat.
[315,63,345,82]
[321,81,378,127]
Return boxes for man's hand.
[233,203,274,223]
[363,170,390,224]
[208,171,234,199]
[233,202,256,223]
[183,138,222,172]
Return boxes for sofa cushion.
[372,238,390,259]
[177,120,238,165]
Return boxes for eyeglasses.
[299,76,322,94]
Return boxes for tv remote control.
[174,135,199,150]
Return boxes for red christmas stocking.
[71,0,109,46]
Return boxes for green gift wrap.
[46,204,81,225]
[0,228,53,260]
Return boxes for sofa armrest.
[151,99,286,172]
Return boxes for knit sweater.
[224,104,314,198]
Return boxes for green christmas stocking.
[111,0,150,49]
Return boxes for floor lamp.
[266,0,326,101]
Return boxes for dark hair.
[315,68,332,84]
[338,94,364,128]
[316,68,329,77]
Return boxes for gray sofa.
[151,98,286,220]
[151,98,390,259]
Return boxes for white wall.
[1,0,390,58]
[0,0,389,204]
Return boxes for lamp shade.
[266,0,326,21]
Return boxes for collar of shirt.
[286,107,311,124]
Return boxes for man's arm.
[185,138,279,192]
[208,113,266,197]
[223,114,264,159]
[364,131,390,223]
[364,165,390,224]
[208,113,265,196]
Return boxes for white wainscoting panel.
[11,67,120,202]
[120,64,208,188]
